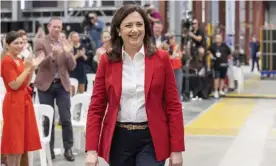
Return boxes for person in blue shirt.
[249,35,260,72]
[85,13,104,49]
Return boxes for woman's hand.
[24,57,34,72]
[169,152,183,166]
[33,53,45,68]
[85,151,99,166]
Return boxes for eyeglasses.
[192,22,197,25]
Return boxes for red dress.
[1,55,41,154]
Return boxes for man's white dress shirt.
[117,46,147,123]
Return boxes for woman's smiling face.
[119,11,145,49]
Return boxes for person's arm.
[161,51,185,152]
[81,47,88,61]
[95,48,105,63]
[3,60,32,90]
[34,38,55,67]
[86,54,108,152]
[65,51,76,71]
[189,30,203,42]
[62,40,76,71]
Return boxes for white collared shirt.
[155,36,162,48]
[117,45,147,122]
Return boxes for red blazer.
[85,49,185,163]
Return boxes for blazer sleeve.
[85,54,108,152]
[34,38,55,67]
[65,51,76,71]
[162,51,185,152]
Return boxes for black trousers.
[109,123,165,166]
[251,56,260,71]
[37,82,74,151]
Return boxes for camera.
[82,13,96,29]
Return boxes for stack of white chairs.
[31,74,40,104]
[0,77,6,99]
[70,93,91,151]
[0,77,5,138]
[29,104,54,166]
[69,78,79,96]
[85,73,96,93]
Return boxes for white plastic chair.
[86,73,96,93]
[70,93,91,151]
[70,78,79,96]
[0,100,3,138]
[29,104,54,166]
[0,77,6,96]
[31,74,40,104]
[233,66,244,93]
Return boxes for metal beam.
[12,0,19,21]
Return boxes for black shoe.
[64,149,75,162]
[51,151,56,160]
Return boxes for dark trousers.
[174,68,183,99]
[38,82,74,152]
[110,124,165,166]
[251,56,260,71]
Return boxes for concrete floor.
[30,67,276,166]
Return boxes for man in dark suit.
[34,17,76,161]
[151,22,169,50]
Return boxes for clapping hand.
[63,40,73,53]
[51,44,63,56]
[24,53,45,71]
[103,40,112,53]
[33,53,45,68]
[24,56,34,72]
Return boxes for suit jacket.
[151,35,168,46]
[33,35,76,92]
[85,49,185,163]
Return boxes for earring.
[118,33,121,36]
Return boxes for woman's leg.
[6,154,21,166]
[174,69,183,99]
[20,152,28,166]
[16,154,22,166]
[78,84,85,94]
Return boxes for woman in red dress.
[1,31,42,165]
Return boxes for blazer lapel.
[145,55,154,102]
[112,60,122,102]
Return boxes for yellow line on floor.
[225,93,276,98]
[269,129,276,137]
[185,98,257,136]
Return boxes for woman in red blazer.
[85,4,185,166]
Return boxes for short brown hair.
[17,29,26,37]
[48,17,62,25]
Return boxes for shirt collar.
[47,35,61,43]
[122,45,145,61]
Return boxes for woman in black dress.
[69,31,88,93]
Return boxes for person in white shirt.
[17,30,33,60]
[94,30,111,63]
[85,4,184,166]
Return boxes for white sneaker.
[219,90,226,96]
[192,96,198,101]
[214,91,219,99]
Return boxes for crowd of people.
[0,3,259,166]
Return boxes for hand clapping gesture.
[24,53,45,72]
[63,40,73,53]
[51,44,63,56]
